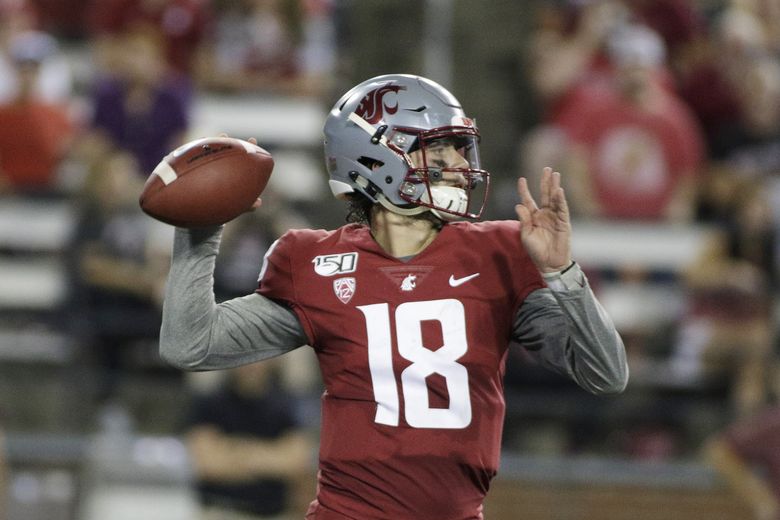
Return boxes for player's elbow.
[607,349,630,394]
[586,361,629,395]
[597,374,629,395]
[159,340,209,371]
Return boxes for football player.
[160,74,628,519]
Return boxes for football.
[139,136,274,227]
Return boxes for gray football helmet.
[323,74,489,220]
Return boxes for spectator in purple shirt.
[85,26,189,176]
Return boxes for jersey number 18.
[358,299,472,429]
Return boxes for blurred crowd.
[0,0,333,517]
[515,1,780,516]
[1,0,780,518]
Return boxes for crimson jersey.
[257,220,544,519]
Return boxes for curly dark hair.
[345,194,375,225]
[344,194,443,231]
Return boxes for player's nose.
[445,148,470,170]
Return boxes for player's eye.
[425,137,455,152]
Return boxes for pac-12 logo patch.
[333,277,356,304]
[313,252,358,276]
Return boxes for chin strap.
[376,186,467,221]
[377,196,429,216]
[428,186,468,221]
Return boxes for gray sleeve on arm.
[159,227,308,371]
[513,264,629,394]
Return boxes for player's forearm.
[159,227,306,371]
[516,263,628,394]
[159,226,221,369]
[545,263,628,394]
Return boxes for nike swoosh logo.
[449,273,480,287]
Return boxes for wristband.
[542,260,576,280]
[542,261,586,292]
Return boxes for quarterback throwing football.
[160,74,628,519]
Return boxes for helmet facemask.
[391,127,488,221]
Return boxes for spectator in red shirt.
[524,22,705,222]
[0,30,75,194]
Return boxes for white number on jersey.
[358,299,472,429]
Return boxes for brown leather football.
[139,137,274,227]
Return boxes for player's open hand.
[515,167,572,273]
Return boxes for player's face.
[408,137,470,188]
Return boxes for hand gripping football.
[139,136,274,227]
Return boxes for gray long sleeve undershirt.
[159,227,628,394]
[514,280,628,394]
[159,226,307,371]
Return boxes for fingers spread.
[517,177,539,212]
[540,167,551,208]
[550,169,561,192]
[514,203,532,235]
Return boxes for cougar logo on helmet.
[354,83,405,124]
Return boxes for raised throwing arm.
[159,227,307,371]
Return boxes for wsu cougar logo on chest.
[354,83,406,124]
[400,274,416,291]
